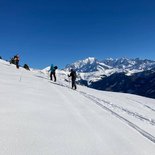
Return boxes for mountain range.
[65,57,155,73]
[64,57,155,98]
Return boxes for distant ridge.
[64,57,155,98]
[65,57,155,73]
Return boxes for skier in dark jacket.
[49,64,58,82]
[10,57,15,64]
[68,69,77,90]
[14,54,20,69]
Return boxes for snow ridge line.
[79,91,155,144]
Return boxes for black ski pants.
[71,79,77,90]
[15,60,19,69]
[50,72,56,82]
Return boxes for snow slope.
[0,59,155,155]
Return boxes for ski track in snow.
[1,60,155,155]
[127,98,155,113]
[19,70,155,144]
[82,95,155,126]
[144,105,155,112]
[47,79,155,126]
[42,77,155,144]
[78,91,155,144]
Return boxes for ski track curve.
[78,91,155,144]
[35,73,155,144]
[46,79,155,126]
[127,98,155,113]
[82,95,155,126]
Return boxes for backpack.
[54,66,58,69]
[71,70,77,79]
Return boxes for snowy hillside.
[0,59,155,155]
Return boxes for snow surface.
[0,59,155,155]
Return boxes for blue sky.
[0,0,155,69]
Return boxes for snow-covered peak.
[105,57,114,61]
[83,57,96,64]
[65,57,155,73]
[65,57,111,73]
[74,57,97,67]
[102,57,155,70]
[64,57,155,84]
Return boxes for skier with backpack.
[10,57,15,64]
[68,69,77,90]
[14,54,20,69]
[48,64,58,82]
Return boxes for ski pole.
[19,69,23,82]
[68,76,71,88]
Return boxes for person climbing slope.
[48,64,58,82]
[14,54,20,69]
[68,69,77,90]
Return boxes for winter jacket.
[69,70,77,80]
